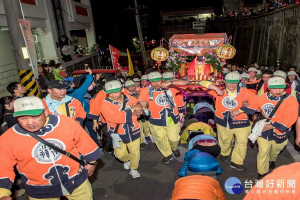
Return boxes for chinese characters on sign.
[244,179,296,194]
[109,45,121,70]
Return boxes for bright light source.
[22,47,29,59]
[199,13,212,18]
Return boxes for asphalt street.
[16,138,296,200]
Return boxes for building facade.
[0,0,97,96]
[160,7,213,40]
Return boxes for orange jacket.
[42,97,86,125]
[175,91,185,114]
[138,87,180,126]
[258,92,298,143]
[208,86,259,128]
[0,115,102,199]
[123,89,139,99]
[100,95,140,143]
[88,90,107,123]
[244,162,300,200]
[246,79,261,94]
[172,175,226,200]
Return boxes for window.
[20,0,36,5]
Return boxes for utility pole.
[3,0,31,70]
[134,0,148,67]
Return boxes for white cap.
[257,70,262,76]
[225,72,242,83]
[222,68,229,74]
[274,70,287,79]
[148,72,162,82]
[141,75,148,80]
[133,78,140,82]
[14,96,45,117]
[104,80,122,93]
[287,71,297,76]
[241,72,250,79]
[125,80,135,88]
[248,67,257,73]
[162,72,174,81]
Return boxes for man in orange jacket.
[123,80,147,148]
[100,79,143,178]
[0,96,103,200]
[123,80,139,98]
[138,72,189,164]
[201,72,259,171]
[256,77,298,179]
[139,75,152,144]
[89,89,107,132]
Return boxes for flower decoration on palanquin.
[165,49,187,72]
[201,52,226,71]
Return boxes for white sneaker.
[129,169,141,178]
[124,161,130,170]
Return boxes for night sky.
[90,0,222,49]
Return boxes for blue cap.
[62,77,74,87]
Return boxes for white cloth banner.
[19,19,38,78]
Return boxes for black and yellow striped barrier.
[18,70,40,97]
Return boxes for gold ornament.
[151,47,169,62]
[216,44,236,60]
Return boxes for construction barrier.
[18,70,40,97]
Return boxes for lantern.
[151,47,169,63]
[216,44,236,60]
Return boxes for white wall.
[0,30,19,97]
[38,0,62,63]
[85,26,96,48]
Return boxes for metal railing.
[63,52,115,75]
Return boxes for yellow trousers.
[29,179,92,200]
[114,138,140,170]
[139,120,150,143]
[216,125,251,165]
[257,137,288,175]
[149,122,180,157]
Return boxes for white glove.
[248,119,267,143]
[111,133,122,149]
[143,109,150,116]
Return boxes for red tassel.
[187,58,196,76]
[176,71,181,79]
[204,64,211,76]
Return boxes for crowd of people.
[0,60,300,199]
[212,0,300,20]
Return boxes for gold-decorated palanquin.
[169,33,235,82]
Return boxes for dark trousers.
[85,119,100,147]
